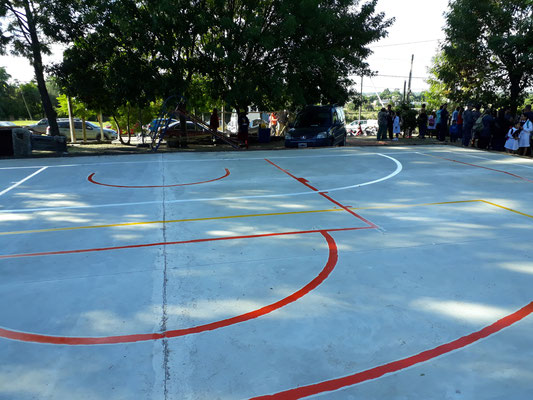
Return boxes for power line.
[371,39,441,48]
[375,74,428,79]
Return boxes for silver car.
[46,120,117,141]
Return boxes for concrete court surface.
[0,145,533,400]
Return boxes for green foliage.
[0,67,47,119]
[436,0,533,112]
[395,103,418,133]
[49,0,392,114]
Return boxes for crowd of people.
[378,103,533,157]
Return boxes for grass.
[12,120,38,126]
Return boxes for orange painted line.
[264,159,378,228]
[0,231,339,345]
[88,168,230,188]
[0,227,373,260]
[251,301,533,399]
[423,153,533,183]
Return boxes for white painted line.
[0,149,421,170]
[0,154,403,213]
[0,167,48,197]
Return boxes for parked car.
[227,117,265,135]
[285,105,347,148]
[145,118,178,134]
[26,118,49,134]
[26,118,83,135]
[346,119,378,136]
[46,120,117,141]
[0,121,18,127]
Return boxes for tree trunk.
[82,116,87,143]
[67,96,76,143]
[23,1,59,136]
[509,77,521,116]
[97,111,105,141]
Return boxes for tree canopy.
[435,0,533,112]
[50,0,392,113]
[0,0,60,133]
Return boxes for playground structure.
[149,96,242,151]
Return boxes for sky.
[364,0,450,94]
[0,0,450,94]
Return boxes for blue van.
[285,105,347,148]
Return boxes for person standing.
[457,107,464,140]
[437,104,449,141]
[524,105,533,122]
[477,108,494,149]
[435,105,443,138]
[428,111,436,138]
[518,113,533,156]
[269,112,278,136]
[377,107,388,141]
[417,104,428,139]
[461,106,473,146]
[504,122,520,154]
[238,111,250,147]
[490,108,508,152]
[471,106,482,146]
[387,104,394,140]
[504,108,515,125]
[209,108,219,144]
[392,111,401,141]
[278,110,288,136]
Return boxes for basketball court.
[1,145,532,399]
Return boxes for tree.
[436,0,533,113]
[51,0,392,116]
[0,0,60,134]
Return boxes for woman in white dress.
[518,113,533,156]
[505,122,520,154]
[392,112,401,141]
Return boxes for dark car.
[285,105,347,148]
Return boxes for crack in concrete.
[160,156,170,400]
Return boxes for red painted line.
[250,301,533,399]
[0,227,372,260]
[265,159,378,228]
[87,168,230,188]
[429,154,533,183]
[0,231,338,345]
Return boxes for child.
[449,121,459,143]
[427,112,436,138]
[504,122,520,154]
[392,112,401,141]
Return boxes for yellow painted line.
[352,200,482,210]
[480,200,533,219]
[0,208,348,236]
[1,199,530,236]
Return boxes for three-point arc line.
[250,300,533,399]
[2,157,533,399]
[0,230,340,345]
[88,168,230,188]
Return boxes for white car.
[46,120,117,141]
[26,118,50,134]
[347,119,378,136]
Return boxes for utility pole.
[359,76,363,121]
[403,81,407,103]
[407,54,414,103]
[20,88,33,120]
